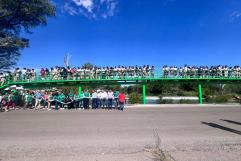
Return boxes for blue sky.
[18,0,241,68]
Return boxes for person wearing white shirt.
[97,90,102,108]
[0,73,5,86]
[22,68,26,80]
[91,90,98,109]
[107,90,114,109]
[101,90,108,109]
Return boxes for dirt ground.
[0,105,241,161]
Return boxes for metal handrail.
[1,69,241,87]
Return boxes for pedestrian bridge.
[1,75,241,105]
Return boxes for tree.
[82,62,94,69]
[0,0,55,70]
[64,53,72,67]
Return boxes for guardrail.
[1,70,241,105]
[1,69,241,85]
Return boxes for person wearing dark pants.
[73,94,80,109]
[83,90,90,109]
[113,90,119,109]
[53,93,61,110]
[79,98,83,109]
[83,98,89,109]
[77,92,83,109]
[91,90,98,109]
[107,98,112,109]
[118,92,126,111]
[101,90,108,109]
[107,90,114,109]
[57,92,65,109]
[102,98,107,109]
[97,90,102,109]
[55,100,61,110]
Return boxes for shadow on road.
[220,119,241,126]
[201,121,241,135]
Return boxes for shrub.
[179,99,198,104]
[215,95,229,103]
[129,93,142,104]
[205,95,230,103]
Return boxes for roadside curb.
[126,104,241,108]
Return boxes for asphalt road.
[0,105,241,161]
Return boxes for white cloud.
[73,0,93,12]
[229,11,241,22]
[62,0,118,19]
[63,3,78,16]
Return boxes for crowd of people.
[0,65,241,86]
[0,65,155,85]
[162,65,241,78]
[0,89,126,112]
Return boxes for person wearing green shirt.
[113,90,120,108]
[56,92,65,110]
[24,92,33,109]
[54,92,61,110]
[83,90,90,109]
[78,92,83,109]
[59,93,65,102]
[73,92,82,109]
[52,94,57,109]
[67,92,74,109]
[68,92,74,100]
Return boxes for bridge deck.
[1,77,241,90]
[1,77,241,105]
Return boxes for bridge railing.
[1,69,241,87]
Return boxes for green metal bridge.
[1,75,241,105]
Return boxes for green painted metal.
[1,77,241,90]
[1,76,241,105]
[198,83,203,104]
[142,84,146,104]
[78,85,82,96]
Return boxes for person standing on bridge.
[0,73,5,86]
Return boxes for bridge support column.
[142,84,146,104]
[78,85,82,96]
[198,83,203,104]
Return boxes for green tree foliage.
[128,93,141,104]
[0,0,55,70]
[82,62,94,69]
